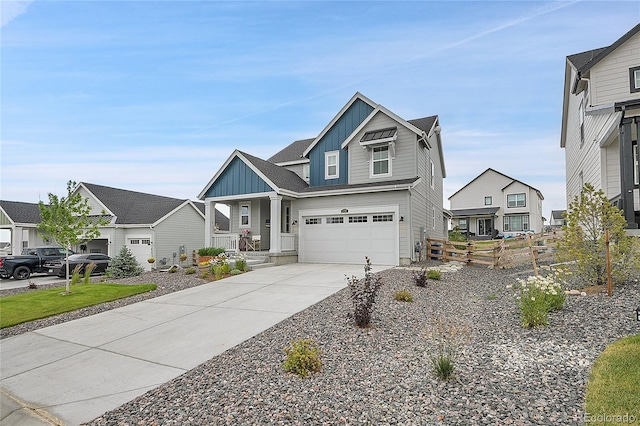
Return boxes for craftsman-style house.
[199,92,447,266]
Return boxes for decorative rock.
[565,289,581,296]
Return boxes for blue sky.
[1,0,639,228]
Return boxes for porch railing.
[212,233,239,252]
[211,233,296,252]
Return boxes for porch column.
[269,194,282,253]
[620,118,638,228]
[204,200,212,246]
[12,226,22,254]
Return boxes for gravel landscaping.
[3,264,639,425]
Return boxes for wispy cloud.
[1,0,33,27]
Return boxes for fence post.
[605,229,612,297]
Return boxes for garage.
[299,209,398,266]
[126,236,153,271]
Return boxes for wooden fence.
[425,231,564,271]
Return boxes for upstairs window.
[507,193,526,208]
[630,66,640,93]
[430,160,435,189]
[484,196,492,205]
[372,145,390,177]
[325,151,339,179]
[579,99,585,148]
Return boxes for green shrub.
[168,265,179,273]
[448,226,467,242]
[427,269,442,280]
[413,268,428,287]
[184,267,197,275]
[516,274,566,328]
[197,247,226,256]
[230,269,242,275]
[394,290,413,302]
[234,257,247,271]
[346,257,383,327]
[426,318,471,381]
[282,339,322,378]
[105,246,144,278]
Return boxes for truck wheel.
[13,266,31,280]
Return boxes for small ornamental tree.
[556,183,640,287]
[346,257,383,327]
[105,246,145,278]
[38,181,109,293]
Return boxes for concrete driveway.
[0,263,389,426]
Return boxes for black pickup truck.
[0,246,72,280]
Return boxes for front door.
[478,218,492,236]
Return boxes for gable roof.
[450,207,500,218]
[80,182,204,225]
[567,23,640,75]
[551,210,566,220]
[240,151,309,193]
[0,200,42,225]
[448,168,543,200]
[303,92,378,157]
[268,138,314,165]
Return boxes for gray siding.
[154,205,205,262]
[347,112,418,185]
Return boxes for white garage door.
[299,212,397,265]
[126,237,152,271]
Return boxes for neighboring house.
[560,23,640,231]
[198,92,447,266]
[0,201,46,254]
[448,168,544,239]
[1,183,230,270]
[550,210,567,229]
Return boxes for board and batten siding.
[347,112,418,185]
[591,31,640,106]
[154,204,205,263]
[308,98,374,187]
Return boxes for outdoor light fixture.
[341,208,348,213]
[399,216,404,222]
[635,307,640,321]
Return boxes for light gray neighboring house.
[448,168,544,239]
[560,23,640,231]
[198,92,447,266]
[550,210,567,229]
[1,183,230,269]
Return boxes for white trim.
[198,150,280,200]
[151,200,204,227]
[303,92,377,157]
[272,158,310,167]
[325,150,339,179]
[239,201,251,228]
[340,106,424,150]
[75,182,114,216]
[370,145,392,178]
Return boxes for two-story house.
[198,92,447,266]
[448,168,544,239]
[560,23,640,230]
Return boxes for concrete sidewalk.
[0,263,388,426]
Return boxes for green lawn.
[585,334,640,425]
[0,283,157,328]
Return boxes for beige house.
[449,168,544,239]
[560,23,640,231]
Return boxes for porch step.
[249,262,276,270]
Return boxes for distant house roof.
[551,210,566,220]
[0,200,42,224]
[193,201,229,230]
[81,183,198,225]
[268,138,314,164]
[450,207,500,218]
[448,168,543,201]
